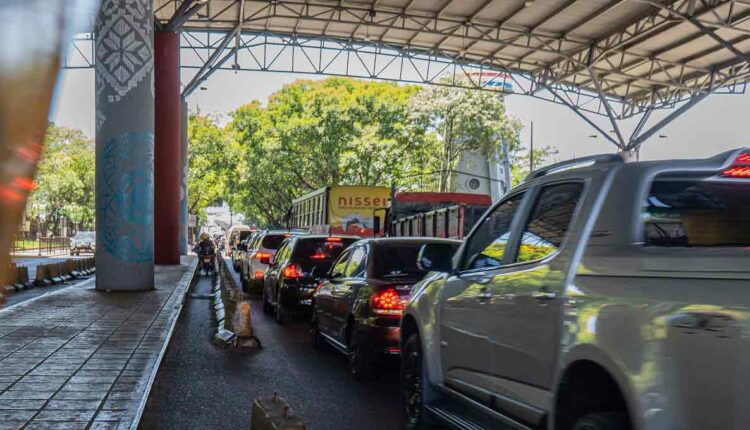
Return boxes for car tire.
[573,412,629,430]
[401,332,437,430]
[275,291,289,325]
[262,289,273,315]
[240,275,248,293]
[310,309,326,350]
[349,332,375,380]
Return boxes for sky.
[51,66,750,164]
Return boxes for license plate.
[299,299,312,305]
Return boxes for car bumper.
[280,285,318,312]
[357,317,402,355]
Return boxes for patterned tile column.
[179,98,188,255]
[94,0,155,291]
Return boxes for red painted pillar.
[154,32,181,264]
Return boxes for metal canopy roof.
[64,1,750,150]
[154,0,750,110]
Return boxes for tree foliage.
[27,123,95,234]
[187,77,554,227]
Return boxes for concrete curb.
[130,257,199,430]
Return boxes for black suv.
[311,237,460,378]
[262,235,359,324]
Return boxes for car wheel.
[275,291,289,324]
[573,412,629,430]
[310,309,326,350]
[401,332,436,430]
[262,289,273,315]
[349,332,375,380]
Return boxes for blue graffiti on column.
[98,132,154,262]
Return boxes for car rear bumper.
[357,318,402,355]
[280,285,317,312]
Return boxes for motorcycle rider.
[194,232,216,274]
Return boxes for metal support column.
[94,0,155,290]
[154,31,181,264]
[179,98,189,255]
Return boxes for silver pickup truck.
[400,149,750,430]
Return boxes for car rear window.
[292,238,357,261]
[372,243,429,279]
[262,234,288,250]
[644,175,750,246]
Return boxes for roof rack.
[525,154,624,181]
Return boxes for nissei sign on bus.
[329,186,390,235]
[290,185,391,236]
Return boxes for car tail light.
[282,264,303,279]
[371,288,405,315]
[722,153,750,178]
[255,251,272,260]
[309,253,327,260]
[253,271,264,280]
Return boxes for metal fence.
[12,233,70,256]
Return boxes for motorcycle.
[195,245,215,275]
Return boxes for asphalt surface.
[3,256,92,308]
[139,260,401,430]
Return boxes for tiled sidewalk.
[0,257,195,430]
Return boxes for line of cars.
[226,149,750,430]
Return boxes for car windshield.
[644,175,750,246]
[371,243,431,279]
[74,232,95,241]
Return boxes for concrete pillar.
[94,0,155,291]
[179,98,189,255]
[154,31,181,264]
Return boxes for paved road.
[139,261,401,430]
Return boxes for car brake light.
[282,264,303,279]
[309,253,327,260]
[722,166,750,178]
[254,271,264,280]
[722,152,750,178]
[371,288,405,315]
[325,237,342,242]
[255,251,272,260]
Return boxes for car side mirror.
[417,243,454,272]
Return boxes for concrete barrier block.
[250,394,306,430]
[212,328,236,348]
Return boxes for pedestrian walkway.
[0,257,196,430]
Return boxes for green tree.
[187,113,235,225]
[27,123,95,234]
[410,83,531,191]
[229,78,430,225]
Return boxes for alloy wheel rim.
[403,348,422,424]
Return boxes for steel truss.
[63,0,750,151]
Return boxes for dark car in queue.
[311,237,460,379]
[240,230,307,294]
[262,235,360,324]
